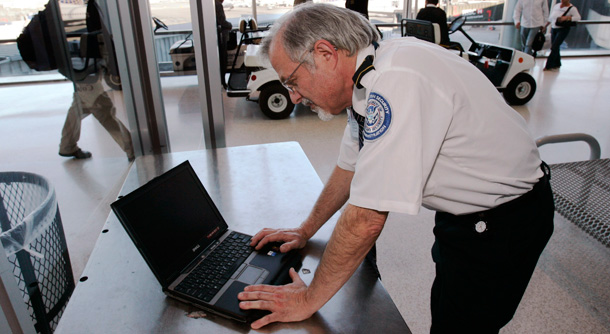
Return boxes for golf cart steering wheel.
[448,16,466,34]
[152,17,168,33]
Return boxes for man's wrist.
[297,224,314,240]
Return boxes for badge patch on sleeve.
[364,92,392,141]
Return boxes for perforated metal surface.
[550,159,610,248]
[0,172,75,333]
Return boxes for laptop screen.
[112,161,228,286]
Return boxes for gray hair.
[260,3,380,64]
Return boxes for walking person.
[59,0,134,160]
[513,0,549,55]
[215,0,233,88]
[544,0,581,71]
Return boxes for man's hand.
[250,227,308,253]
[238,268,317,329]
[515,22,521,29]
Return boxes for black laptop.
[110,160,301,323]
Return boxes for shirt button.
[475,221,487,233]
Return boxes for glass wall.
[0,0,135,159]
[1,0,608,155]
[148,0,204,151]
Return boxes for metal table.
[55,142,410,333]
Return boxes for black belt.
[442,162,552,225]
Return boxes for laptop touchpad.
[236,266,264,284]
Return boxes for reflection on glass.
[148,0,206,151]
[59,0,135,160]
[0,1,53,78]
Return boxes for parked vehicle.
[402,16,537,105]
[226,19,295,119]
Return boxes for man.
[346,0,369,19]
[59,0,134,160]
[238,4,554,333]
[215,0,232,88]
[416,0,450,46]
[514,0,549,55]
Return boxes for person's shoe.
[59,149,92,159]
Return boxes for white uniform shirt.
[337,38,543,215]
[548,3,581,29]
[514,0,550,27]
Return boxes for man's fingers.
[288,267,305,284]
[238,288,277,301]
[250,228,275,246]
[255,232,294,250]
[251,313,276,329]
[241,283,278,294]
[279,240,298,253]
[239,299,275,310]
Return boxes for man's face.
[268,39,349,117]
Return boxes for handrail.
[377,19,610,29]
[1,19,609,44]
[536,133,602,160]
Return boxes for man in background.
[215,0,232,88]
[346,0,369,19]
[416,0,450,46]
[513,0,549,55]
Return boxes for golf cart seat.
[401,18,466,55]
[244,44,271,68]
[401,19,441,45]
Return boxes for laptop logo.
[206,226,220,239]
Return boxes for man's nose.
[289,90,302,104]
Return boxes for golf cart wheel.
[259,83,295,119]
[504,72,536,105]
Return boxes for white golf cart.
[402,16,537,105]
[226,21,295,119]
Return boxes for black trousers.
[430,167,555,333]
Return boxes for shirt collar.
[352,43,377,89]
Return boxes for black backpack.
[16,3,57,71]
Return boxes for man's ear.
[312,39,338,64]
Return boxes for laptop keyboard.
[175,231,253,302]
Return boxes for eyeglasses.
[281,49,314,94]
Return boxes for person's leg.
[91,92,135,160]
[523,27,541,55]
[545,28,569,70]
[430,176,554,333]
[553,28,570,68]
[59,92,92,158]
[544,29,560,69]
[219,31,229,87]
[519,26,529,52]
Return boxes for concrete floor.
[1,56,609,333]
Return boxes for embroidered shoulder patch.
[364,92,392,141]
